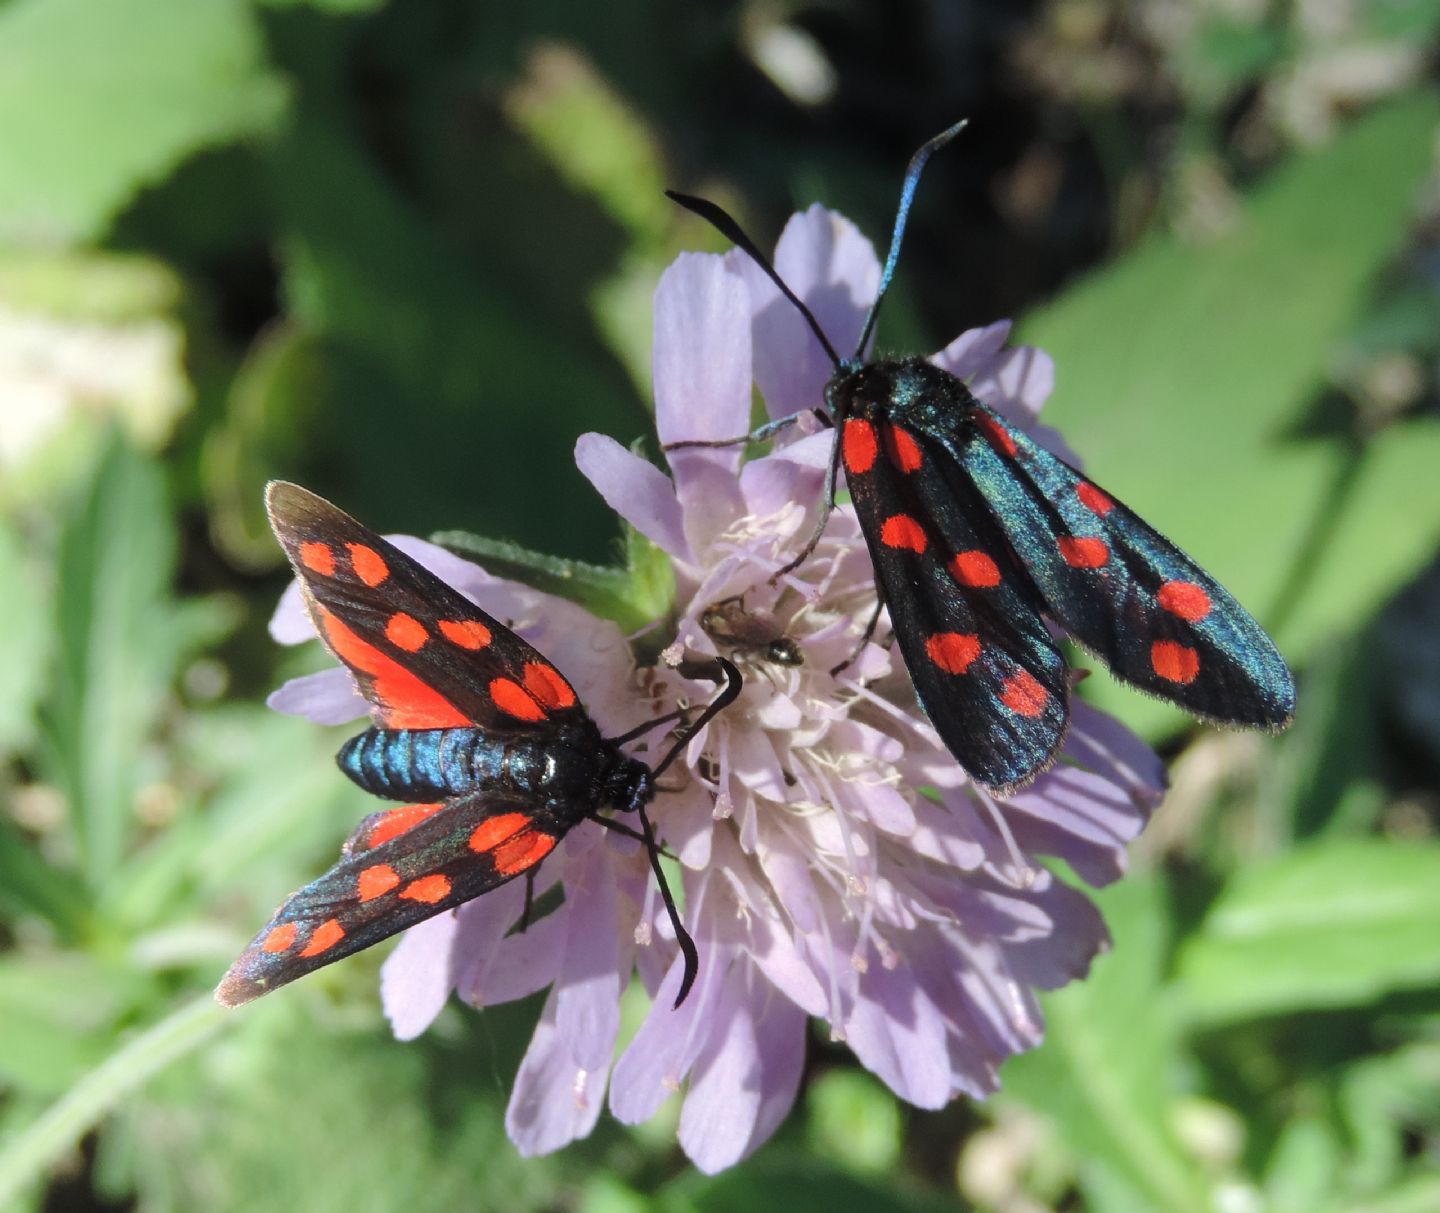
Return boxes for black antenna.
[852,119,969,361]
[665,190,842,368]
[628,657,742,1008]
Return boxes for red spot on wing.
[385,612,428,651]
[400,874,452,903]
[357,864,400,902]
[951,550,1001,587]
[316,607,469,728]
[364,803,442,849]
[347,544,390,587]
[1059,537,1109,568]
[976,412,1018,456]
[299,918,345,957]
[1001,670,1049,717]
[469,812,531,854]
[843,419,878,474]
[880,514,927,553]
[490,677,546,722]
[439,619,491,650]
[926,632,981,674]
[300,542,336,576]
[262,923,298,953]
[883,423,922,473]
[1152,641,1200,684]
[493,829,557,877]
[523,662,576,710]
[1157,581,1212,622]
[1076,483,1114,515]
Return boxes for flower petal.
[266,668,367,725]
[575,431,691,561]
[739,205,879,418]
[380,911,458,1041]
[553,842,628,1070]
[506,992,608,1156]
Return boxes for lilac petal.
[1070,699,1168,805]
[654,255,751,549]
[610,936,735,1124]
[757,840,822,934]
[678,963,807,1172]
[930,321,1013,380]
[575,432,692,561]
[451,879,531,1007]
[1007,765,1150,886]
[738,206,879,418]
[506,992,607,1156]
[266,668,367,725]
[270,580,313,643]
[845,958,953,1108]
[1007,877,1110,991]
[676,960,759,1172]
[969,344,1055,422]
[553,843,627,1070]
[656,780,715,869]
[381,912,458,1041]
[711,833,827,1015]
[468,908,566,1006]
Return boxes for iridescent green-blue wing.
[933,404,1294,729]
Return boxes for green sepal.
[431,523,675,636]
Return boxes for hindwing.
[216,790,565,1006]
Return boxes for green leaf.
[1021,94,1440,737]
[669,1149,952,1213]
[1000,874,1214,1213]
[0,0,286,242]
[0,997,226,1211]
[39,436,180,903]
[0,955,141,1096]
[804,1070,902,1175]
[1177,839,1440,1023]
[433,523,675,634]
[0,518,51,751]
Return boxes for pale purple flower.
[268,204,1166,1174]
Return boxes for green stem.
[0,996,227,1208]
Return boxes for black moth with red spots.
[667,123,1294,791]
[216,482,738,1008]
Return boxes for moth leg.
[519,867,539,932]
[664,413,804,452]
[770,421,844,584]
[830,589,886,678]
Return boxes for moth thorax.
[602,752,654,813]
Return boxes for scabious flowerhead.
[269,204,1166,1174]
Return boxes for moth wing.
[841,416,1069,791]
[943,406,1294,729]
[216,791,567,1006]
[267,481,587,734]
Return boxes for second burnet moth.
[216,482,740,1009]
[666,122,1295,792]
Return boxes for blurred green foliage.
[0,2,1436,1211]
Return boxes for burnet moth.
[216,482,740,1008]
[666,122,1295,792]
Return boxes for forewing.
[267,481,586,733]
[943,405,1294,728]
[215,791,564,1006]
[840,416,1069,791]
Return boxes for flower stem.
[0,996,227,1208]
